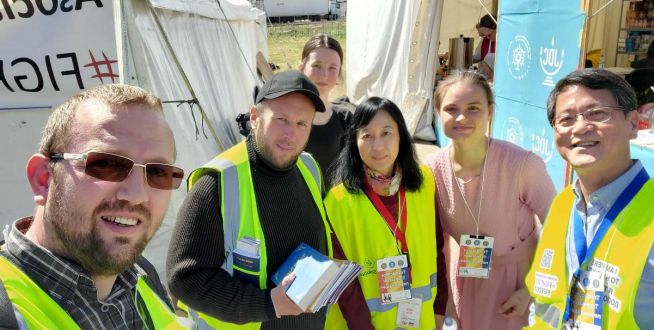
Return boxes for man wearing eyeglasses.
[0,84,187,329]
[167,71,341,329]
[526,69,654,329]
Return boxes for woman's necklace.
[449,138,491,236]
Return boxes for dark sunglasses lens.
[85,152,133,182]
[145,164,185,190]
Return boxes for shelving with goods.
[617,0,654,63]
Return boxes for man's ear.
[26,154,51,206]
[627,110,639,139]
[250,105,259,130]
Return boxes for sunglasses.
[50,151,184,190]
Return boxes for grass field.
[266,20,347,100]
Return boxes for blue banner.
[632,143,654,173]
[492,0,586,191]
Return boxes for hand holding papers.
[272,243,362,312]
[270,273,304,317]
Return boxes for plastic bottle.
[599,54,606,69]
[443,316,458,330]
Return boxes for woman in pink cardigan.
[426,71,556,329]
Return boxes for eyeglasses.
[49,151,184,190]
[552,106,625,131]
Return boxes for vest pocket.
[233,267,261,286]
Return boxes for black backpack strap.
[0,277,19,330]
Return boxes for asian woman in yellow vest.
[324,97,448,329]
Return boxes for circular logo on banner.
[483,241,489,247]
[381,262,388,270]
[389,261,396,268]
[466,239,472,245]
[507,34,532,80]
[398,260,405,267]
[474,240,481,246]
[502,116,525,146]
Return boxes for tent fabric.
[346,0,443,141]
[112,0,268,278]
[149,0,263,21]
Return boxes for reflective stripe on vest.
[526,179,654,329]
[324,165,437,330]
[299,152,322,193]
[0,256,183,330]
[534,302,562,329]
[191,156,243,277]
[182,141,331,329]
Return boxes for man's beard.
[253,123,304,169]
[45,178,151,276]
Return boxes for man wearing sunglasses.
[167,71,338,329]
[526,69,654,329]
[0,84,187,328]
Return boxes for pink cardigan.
[426,139,556,330]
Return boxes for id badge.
[457,234,494,278]
[396,297,421,328]
[377,255,411,304]
[569,270,604,330]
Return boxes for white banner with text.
[0,0,119,110]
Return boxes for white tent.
[0,0,267,278]
[345,0,495,142]
[346,0,443,141]
[125,0,267,278]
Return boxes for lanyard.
[365,185,408,256]
[449,141,489,236]
[572,168,649,272]
[564,168,649,321]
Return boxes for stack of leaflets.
[272,243,362,312]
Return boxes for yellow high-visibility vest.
[525,179,654,329]
[324,165,438,329]
[179,141,332,329]
[0,255,185,329]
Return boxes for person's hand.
[435,314,444,329]
[498,287,531,318]
[480,61,494,81]
[270,273,304,317]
